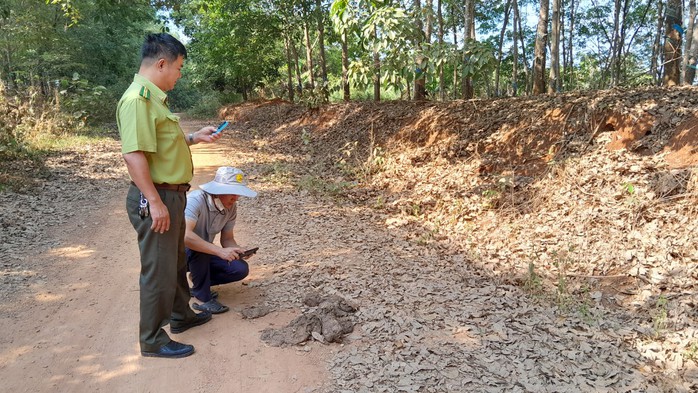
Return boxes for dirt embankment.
[2,88,698,392]
[222,87,698,389]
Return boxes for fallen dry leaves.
[224,87,698,391]
[3,87,698,391]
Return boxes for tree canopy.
[0,0,695,116]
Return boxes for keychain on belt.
[138,192,150,219]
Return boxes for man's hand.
[123,151,170,234]
[148,199,170,233]
[218,247,245,262]
[193,126,222,144]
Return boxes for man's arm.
[219,227,238,249]
[184,218,243,261]
[123,151,170,234]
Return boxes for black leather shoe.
[141,340,194,358]
[170,311,212,334]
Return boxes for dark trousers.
[127,184,197,352]
[186,249,249,302]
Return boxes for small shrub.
[651,295,669,337]
[186,93,222,119]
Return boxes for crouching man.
[184,166,257,314]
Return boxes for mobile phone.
[213,121,229,135]
[239,247,258,258]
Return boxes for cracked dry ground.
[0,114,694,392]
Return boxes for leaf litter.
[225,87,698,392]
[2,88,698,391]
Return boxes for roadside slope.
[222,90,698,390]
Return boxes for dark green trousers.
[127,184,197,352]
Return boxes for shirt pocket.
[158,114,184,142]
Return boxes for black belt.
[131,182,191,192]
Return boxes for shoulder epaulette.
[139,86,151,100]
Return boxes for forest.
[0,0,693,125]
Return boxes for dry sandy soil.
[2,88,698,392]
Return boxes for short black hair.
[140,33,187,63]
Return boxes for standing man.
[117,33,221,359]
[184,166,257,314]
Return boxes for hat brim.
[200,181,257,197]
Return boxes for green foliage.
[167,73,203,112]
[185,92,222,119]
[58,73,114,124]
[333,1,417,95]
[0,0,158,145]
[329,84,401,101]
[0,79,114,191]
[0,0,684,126]
[462,39,497,79]
[575,0,658,88]
[298,84,330,109]
[174,0,283,101]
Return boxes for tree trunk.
[341,30,350,100]
[514,0,531,94]
[437,0,445,100]
[495,0,512,96]
[451,2,459,99]
[685,0,696,84]
[414,0,427,100]
[532,0,549,94]
[290,39,303,95]
[462,0,474,99]
[284,35,294,101]
[241,78,248,101]
[511,0,519,97]
[316,0,328,85]
[609,0,622,86]
[617,0,631,84]
[663,0,682,86]
[548,0,560,93]
[425,0,433,42]
[650,1,663,84]
[373,25,381,101]
[567,0,576,89]
[303,21,315,89]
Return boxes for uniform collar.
[133,74,169,106]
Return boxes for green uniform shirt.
[117,74,193,184]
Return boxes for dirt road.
[0,121,331,393]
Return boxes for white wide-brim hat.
[199,167,257,198]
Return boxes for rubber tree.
[685,0,698,84]
[548,0,560,93]
[663,0,682,86]
[532,0,549,94]
[462,0,474,98]
[330,0,358,100]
